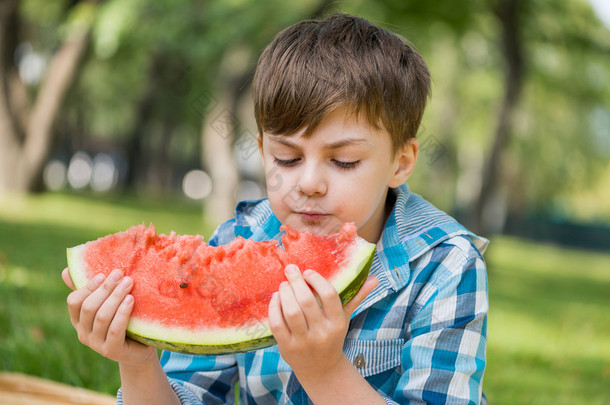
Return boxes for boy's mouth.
[296,211,328,221]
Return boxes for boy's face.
[258,108,418,244]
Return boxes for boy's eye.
[273,157,299,167]
[333,160,360,170]
[273,157,360,170]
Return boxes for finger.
[278,281,308,335]
[302,269,344,320]
[104,293,134,349]
[268,292,290,342]
[284,265,324,327]
[343,275,379,316]
[90,276,133,346]
[78,269,126,333]
[62,268,76,290]
[66,272,105,326]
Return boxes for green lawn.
[1,192,609,403]
[484,237,610,404]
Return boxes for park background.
[0,0,609,403]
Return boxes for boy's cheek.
[263,165,285,193]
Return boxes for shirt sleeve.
[392,244,488,404]
[115,352,238,405]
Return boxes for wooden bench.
[0,372,116,405]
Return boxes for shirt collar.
[233,198,278,241]
[374,184,488,291]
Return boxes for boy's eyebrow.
[326,138,371,149]
[267,135,371,149]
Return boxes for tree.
[471,0,525,235]
[0,0,98,194]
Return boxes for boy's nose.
[297,164,327,196]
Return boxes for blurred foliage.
[13,0,610,222]
[341,0,610,224]
[64,0,321,139]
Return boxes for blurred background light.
[42,159,67,191]
[589,0,610,28]
[67,151,92,190]
[182,169,212,200]
[15,42,46,86]
[91,153,119,192]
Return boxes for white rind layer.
[128,317,273,345]
[66,244,90,289]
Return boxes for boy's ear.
[388,138,418,188]
[257,132,264,160]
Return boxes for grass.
[484,238,610,404]
[1,192,609,403]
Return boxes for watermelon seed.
[180,282,189,288]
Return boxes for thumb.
[343,274,378,316]
[62,267,76,290]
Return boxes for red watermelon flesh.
[67,222,376,354]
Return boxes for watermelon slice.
[66,222,375,355]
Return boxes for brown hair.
[252,13,431,153]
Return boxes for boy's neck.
[358,187,397,244]
[384,187,397,222]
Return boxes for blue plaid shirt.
[118,184,489,404]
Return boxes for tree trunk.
[201,100,240,224]
[0,0,24,193]
[471,0,524,235]
[201,76,243,225]
[0,0,92,194]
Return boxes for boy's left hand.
[268,264,378,380]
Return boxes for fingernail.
[109,269,123,282]
[92,273,105,286]
[119,276,132,289]
[123,294,133,305]
[285,264,299,276]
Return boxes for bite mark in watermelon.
[66,222,376,354]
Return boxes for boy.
[64,13,489,404]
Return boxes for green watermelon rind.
[66,235,376,355]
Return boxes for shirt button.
[354,353,365,369]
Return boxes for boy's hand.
[63,268,157,367]
[268,264,378,380]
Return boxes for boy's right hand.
[63,268,157,367]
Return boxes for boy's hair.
[252,13,431,153]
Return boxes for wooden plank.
[0,372,116,405]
